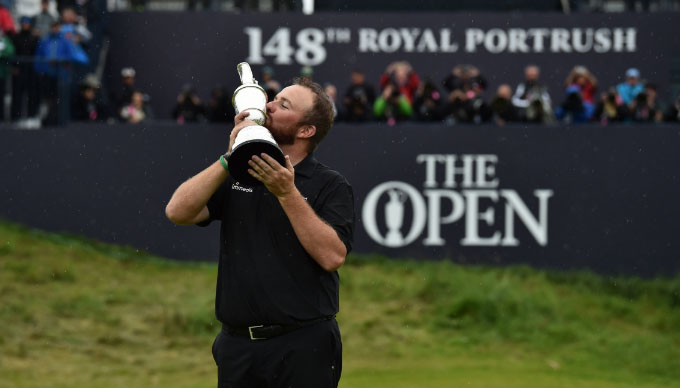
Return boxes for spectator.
[593,88,629,125]
[60,6,91,45]
[441,64,487,95]
[379,61,420,103]
[373,77,413,125]
[120,90,153,123]
[233,0,259,11]
[629,84,663,123]
[616,68,644,106]
[34,21,88,125]
[172,83,205,123]
[34,0,58,37]
[272,0,295,11]
[413,78,442,121]
[490,84,519,126]
[300,65,313,81]
[324,83,339,120]
[260,66,280,103]
[207,85,233,123]
[0,2,16,35]
[71,73,106,121]
[342,69,375,122]
[187,0,211,10]
[565,65,597,114]
[512,65,554,123]
[555,85,590,124]
[110,66,136,113]
[0,29,15,121]
[34,22,88,75]
[664,93,680,123]
[11,16,40,120]
[441,79,491,125]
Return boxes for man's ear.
[297,124,316,139]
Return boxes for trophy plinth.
[228,62,285,186]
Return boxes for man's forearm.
[278,189,347,272]
[165,161,227,225]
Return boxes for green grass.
[1,220,679,387]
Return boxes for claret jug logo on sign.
[362,154,554,248]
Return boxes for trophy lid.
[237,62,258,85]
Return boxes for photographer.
[593,88,629,125]
[629,84,663,123]
[342,69,375,122]
[512,65,554,123]
[664,93,680,123]
[172,83,205,123]
[373,78,413,125]
[413,78,442,122]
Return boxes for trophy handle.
[237,62,257,85]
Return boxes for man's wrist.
[276,186,301,205]
[219,154,229,173]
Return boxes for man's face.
[265,85,314,146]
[525,66,539,82]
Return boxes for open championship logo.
[361,154,554,248]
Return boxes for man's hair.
[293,77,334,152]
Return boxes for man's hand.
[227,111,259,154]
[248,154,296,198]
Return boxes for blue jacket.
[616,82,644,105]
[34,32,89,77]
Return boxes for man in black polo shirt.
[165,77,354,388]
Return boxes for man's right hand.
[228,111,258,155]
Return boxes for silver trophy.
[228,62,285,186]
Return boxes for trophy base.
[227,139,286,186]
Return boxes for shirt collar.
[294,153,318,178]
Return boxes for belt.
[222,315,334,341]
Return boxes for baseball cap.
[121,67,136,77]
[625,68,640,79]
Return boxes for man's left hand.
[248,154,296,198]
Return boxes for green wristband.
[219,154,229,172]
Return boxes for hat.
[573,65,587,75]
[19,16,33,25]
[262,66,274,76]
[625,68,640,79]
[81,73,100,89]
[300,66,313,76]
[121,67,136,77]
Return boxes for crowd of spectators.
[0,0,113,125]
[326,61,680,126]
[1,0,678,128]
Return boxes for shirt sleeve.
[196,181,229,227]
[314,174,356,254]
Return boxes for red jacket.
[0,7,16,35]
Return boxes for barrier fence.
[1,123,678,276]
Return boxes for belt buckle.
[248,325,265,340]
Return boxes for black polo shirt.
[198,153,355,327]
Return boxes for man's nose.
[266,101,275,112]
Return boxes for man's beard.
[266,117,297,146]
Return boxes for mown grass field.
[1,220,679,387]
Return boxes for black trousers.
[212,318,342,388]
